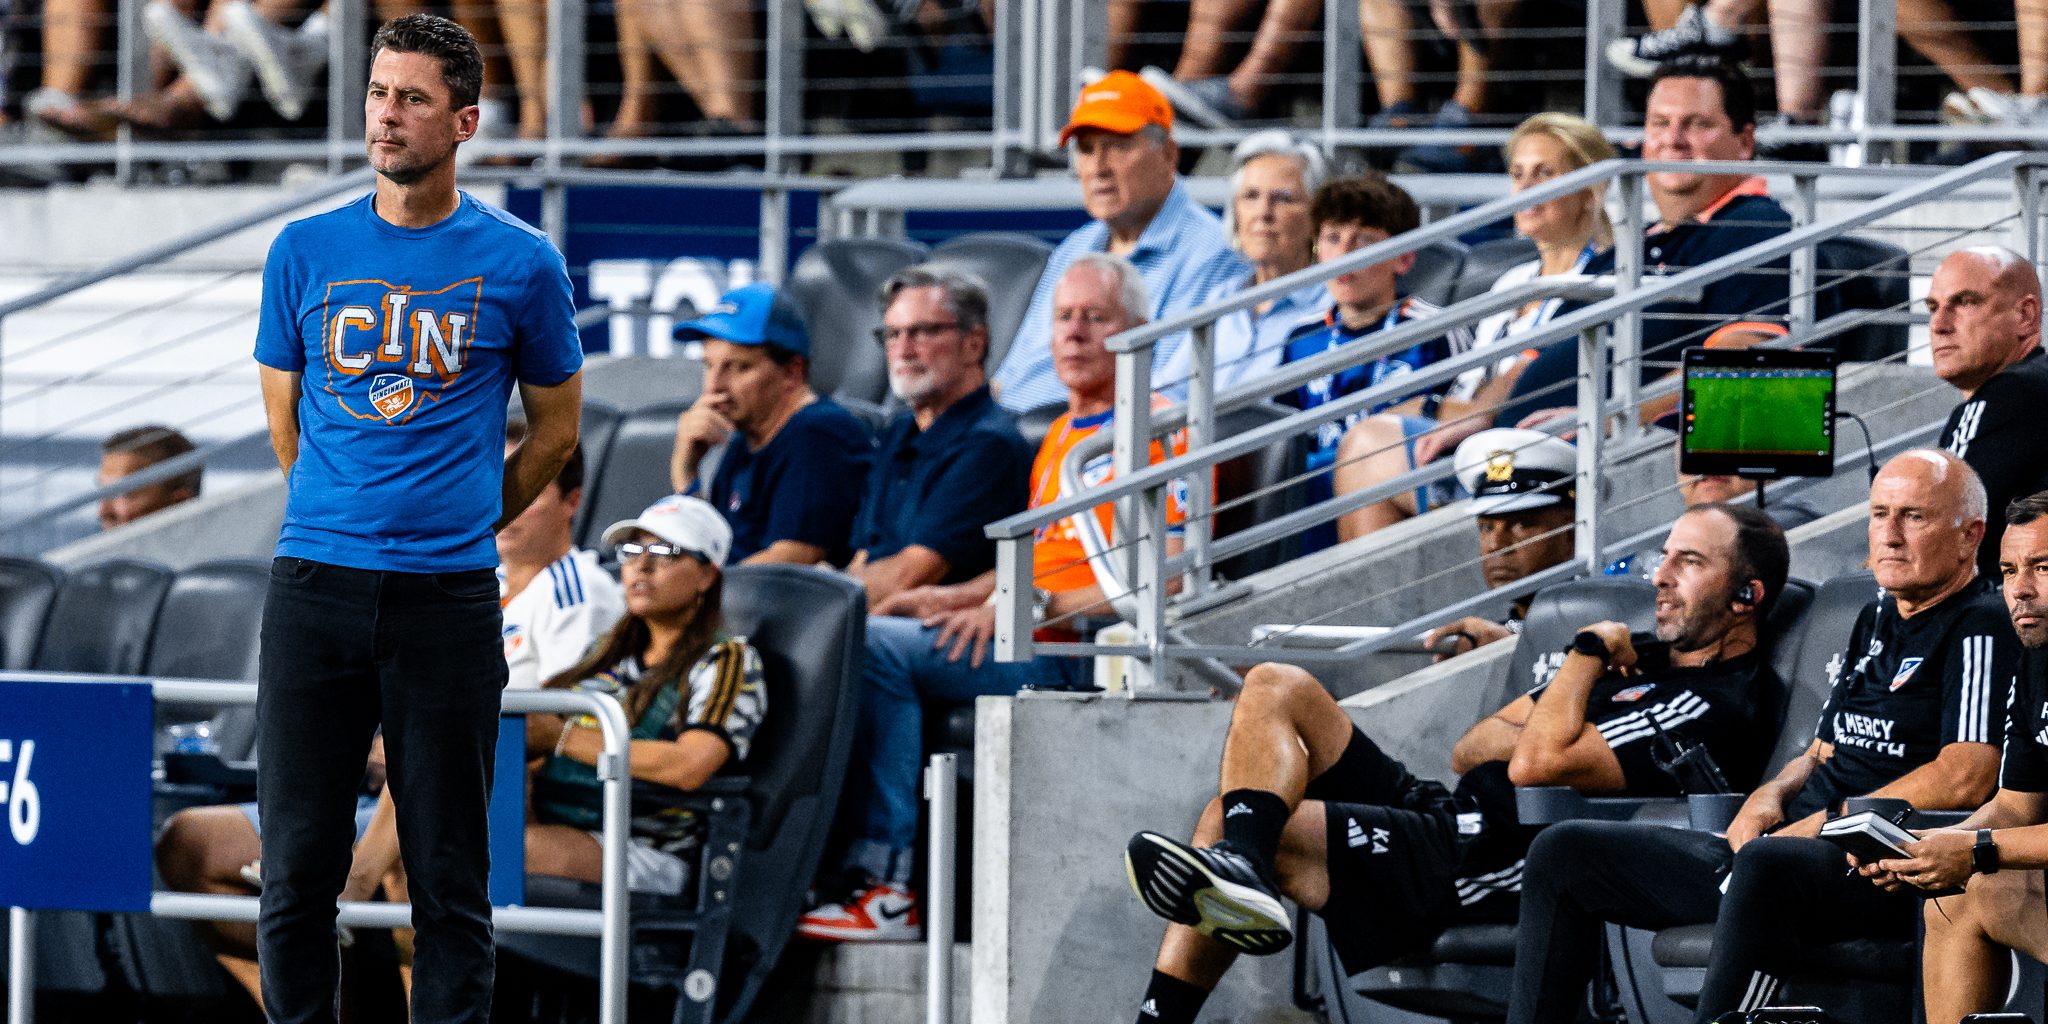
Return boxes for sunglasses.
[616,541,707,566]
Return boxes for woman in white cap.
[524,495,767,896]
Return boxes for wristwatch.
[1973,829,2001,875]
[1029,587,1054,627]
[1567,629,1610,661]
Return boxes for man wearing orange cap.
[990,70,1247,412]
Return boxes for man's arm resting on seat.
[1451,693,1532,775]
[1506,622,1630,792]
[853,544,951,609]
[259,366,303,476]
[1727,739,1827,850]
[501,373,584,531]
[743,540,830,566]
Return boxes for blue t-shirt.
[849,385,1032,584]
[253,192,583,572]
[702,399,874,566]
[1278,295,1466,471]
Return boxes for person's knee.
[1238,662,1331,716]
[1337,414,1405,464]
[155,811,207,890]
[1524,820,1622,889]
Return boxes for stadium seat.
[495,564,865,1024]
[0,556,63,670]
[929,231,1056,372]
[1212,401,1317,579]
[568,400,627,547]
[574,400,690,552]
[32,558,174,676]
[1814,236,1911,363]
[1401,240,1469,308]
[1014,400,1070,451]
[1449,236,1539,305]
[783,237,931,406]
[144,560,268,682]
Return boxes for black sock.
[1218,788,1289,872]
[1136,969,1210,1024]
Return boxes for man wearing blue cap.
[667,282,874,565]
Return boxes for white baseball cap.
[1454,428,1579,516]
[601,494,733,566]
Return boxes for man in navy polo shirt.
[667,282,874,566]
[1499,57,1798,431]
[846,264,1033,611]
[251,15,582,1022]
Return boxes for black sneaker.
[1125,832,1293,955]
[1605,5,1746,78]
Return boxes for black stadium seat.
[144,560,269,682]
[574,400,690,552]
[1815,236,1911,363]
[783,237,930,406]
[929,232,1056,372]
[0,556,63,669]
[496,564,865,1024]
[1400,239,1469,308]
[1449,236,1539,305]
[1212,401,1318,579]
[569,399,627,546]
[33,558,173,676]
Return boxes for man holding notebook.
[1507,449,2017,1024]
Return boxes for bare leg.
[631,0,759,126]
[1359,0,1419,107]
[1764,0,1826,118]
[1896,0,2016,94]
[525,824,605,882]
[2022,0,2048,96]
[1107,0,1143,70]
[155,806,267,1006]
[1333,414,1423,542]
[1223,0,1320,110]
[1922,870,2048,1024]
[1642,0,1691,30]
[606,0,657,139]
[1172,0,1261,82]
[1446,0,1517,114]
[492,0,548,137]
[42,0,110,95]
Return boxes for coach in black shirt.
[1928,247,2048,581]
[1509,449,2014,1024]
[1866,491,2048,1024]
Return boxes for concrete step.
[753,940,972,1024]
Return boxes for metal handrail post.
[1131,484,1170,691]
[1612,173,1645,444]
[1575,326,1605,572]
[761,0,805,282]
[329,0,367,175]
[1585,0,1625,128]
[1112,344,1154,594]
[991,0,1024,174]
[2021,164,2045,284]
[1791,174,1819,336]
[114,0,143,184]
[1323,0,1364,163]
[1858,0,1898,140]
[7,908,32,1024]
[923,754,958,1024]
[1183,322,1215,596]
[541,0,585,249]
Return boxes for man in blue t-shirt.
[846,264,1032,610]
[667,283,874,566]
[250,15,583,1023]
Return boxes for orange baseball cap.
[1058,70,1174,146]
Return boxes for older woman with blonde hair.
[1333,112,1617,541]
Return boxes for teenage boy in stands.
[992,70,1245,412]
[1508,450,2014,1024]
[154,433,623,1009]
[667,282,874,566]
[1277,173,1473,550]
[1499,56,1796,432]
[801,253,1188,942]
[844,265,1035,612]
[1859,491,2048,1024]
[1420,427,1581,660]
[1925,247,2048,582]
[1123,502,1791,1024]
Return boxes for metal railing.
[983,150,2048,689]
[3,673,635,1024]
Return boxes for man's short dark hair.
[505,420,584,495]
[1692,501,1789,616]
[1648,56,1758,133]
[2009,492,2048,530]
[102,424,201,496]
[760,342,806,371]
[371,14,484,109]
[1311,174,1420,238]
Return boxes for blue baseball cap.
[673,283,809,356]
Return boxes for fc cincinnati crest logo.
[1890,656,1924,691]
[370,374,415,421]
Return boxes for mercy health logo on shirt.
[320,277,483,425]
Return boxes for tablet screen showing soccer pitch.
[1680,347,1836,479]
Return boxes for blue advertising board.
[0,677,154,912]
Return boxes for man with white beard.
[844,264,1034,611]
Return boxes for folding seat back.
[33,558,173,676]
[574,401,690,551]
[1450,235,1540,305]
[930,232,1056,372]
[1211,401,1317,579]
[566,400,626,546]
[0,556,63,670]
[783,237,930,405]
[1401,239,1469,308]
[1504,576,1657,696]
[1814,236,1911,363]
[144,560,269,682]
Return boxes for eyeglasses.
[616,541,704,566]
[873,321,962,347]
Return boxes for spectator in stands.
[97,424,202,530]
[844,265,1034,611]
[1928,247,2048,582]
[1154,130,1328,396]
[1272,172,1471,549]
[118,0,327,128]
[1122,502,1790,1024]
[608,0,760,139]
[1497,57,1794,433]
[1510,449,2012,1024]
[1863,491,2048,1024]
[22,0,118,136]
[991,70,1246,412]
[1131,1,1320,128]
[1330,113,1615,539]
[524,494,766,893]
[1420,428,1580,660]
[800,253,1188,942]
[668,282,875,566]
[156,433,621,1008]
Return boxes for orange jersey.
[1028,397,1189,594]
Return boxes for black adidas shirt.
[1999,647,2048,792]
[1787,580,2015,819]
[1942,348,2048,581]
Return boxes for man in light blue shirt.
[991,70,1246,412]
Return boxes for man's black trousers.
[255,557,506,1024]
[1508,821,1919,1024]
